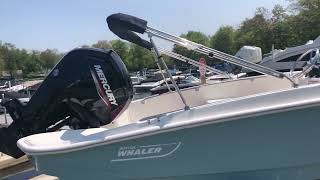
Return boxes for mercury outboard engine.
[0,48,133,158]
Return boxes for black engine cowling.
[0,48,133,158]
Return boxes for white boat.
[130,76,144,85]
[238,36,320,73]
[133,75,188,93]
[0,91,31,113]
[0,80,25,92]
[2,13,320,180]
[150,75,199,94]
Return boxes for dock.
[0,153,31,178]
[0,153,29,170]
[0,153,59,179]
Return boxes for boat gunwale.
[17,83,320,155]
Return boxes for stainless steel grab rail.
[146,27,296,86]
[158,48,231,78]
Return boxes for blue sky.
[0,0,288,52]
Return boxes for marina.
[1,1,320,179]
[1,12,320,179]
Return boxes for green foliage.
[40,49,61,71]
[0,42,62,77]
[24,51,43,74]
[286,0,320,45]
[92,40,112,49]
[90,39,156,71]
[233,1,320,53]
[0,43,18,76]
[110,40,129,65]
[0,50,4,72]
[234,10,273,54]
[172,31,210,66]
[126,44,155,71]
[210,26,236,54]
[272,4,287,21]
[1,0,319,75]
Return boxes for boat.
[235,36,320,74]
[150,75,199,94]
[0,79,24,92]
[130,75,144,85]
[0,80,9,89]
[133,75,186,93]
[1,13,320,180]
[0,80,42,114]
[0,91,30,114]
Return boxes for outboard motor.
[0,48,133,158]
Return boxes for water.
[2,169,39,180]
[0,161,39,180]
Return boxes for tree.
[0,56,3,73]
[234,8,273,54]
[272,4,287,22]
[0,42,4,72]
[111,40,129,65]
[255,7,271,19]
[1,43,18,77]
[0,0,319,76]
[40,49,61,71]
[268,5,291,49]
[23,51,43,74]
[286,0,320,45]
[92,40,112,50]
[126,44,155,71]
[15,49,29,70]
[289,0,320,13]
[172,31,210,66]
[271,21,291,49]
[210,26,236,54]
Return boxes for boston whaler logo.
[111,142,181,162]
[90,64,118,107]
